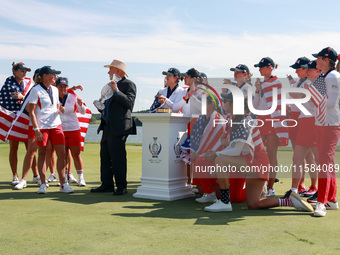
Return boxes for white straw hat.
[104,59,128,77]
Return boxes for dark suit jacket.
[98,77,137,136]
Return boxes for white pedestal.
[132,113,194,201]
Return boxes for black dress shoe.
[91,185,115,193]
[113,188,127,195]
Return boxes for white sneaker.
[267,187,275,197]
[37,184,47,194]
[14,179,27,190]
[325,201,339,210]
[32,175,40,184]
[67,173,78,183]
[38,179,49,188]
[12,176,19,186]
[204,199,232,212]
[195,193,217,203]
[47,174,57,182]
[314,202,327,217]
[60,183,74,193]
[289,192,314,212]
[78,177,86,187]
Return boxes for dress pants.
[100,124,128,189]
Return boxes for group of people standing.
[0,63,89,194]
[2,46,339,218]
[151,46,340,217]
[1,59,137,197]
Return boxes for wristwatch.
[33,127,40,132]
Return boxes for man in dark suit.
[91,59,137,195]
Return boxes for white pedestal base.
[133,113,195,201]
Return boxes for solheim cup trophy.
[93,74,121,110]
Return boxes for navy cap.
[230,64,249,74]
[162,67,180,77]
[181,68,200,78]
[290,57,310,69]
[312,47,339,62]
[254,57,275,68]
[39,66,61,76]
[200,72,208,79]
[12,62,31,72]
[301,60,317,69]
[220,92,233,102]
[56,77,69,86]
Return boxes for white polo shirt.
[59,93,86,131]
[29,84,61,129]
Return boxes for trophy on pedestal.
[93,74,121,110]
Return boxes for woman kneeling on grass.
[202,93,313,213]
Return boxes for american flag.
[77,107,92,151]
[181,111,225,164]
[0,104,30,142]
[67,89,92,151]
[149,97,162,113]
[0,77,32,112]
[0,77,32,143]
[230,116,264,163]
[307,75,327,125]
[261,76,288,146]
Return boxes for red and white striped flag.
[76,106,92,151]
[180,111,225,164]
[67,89,92,151]
[0,105,29,143]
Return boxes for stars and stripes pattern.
[261,76,288,146]
[230,116,264,163]
[307,75,327,126]
[0,76,32,112]
[0,104,30,142]
[149,97,162,113]
[181,111,225,164]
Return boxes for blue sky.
[1,0,340,112]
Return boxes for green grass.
[0,143,340,254]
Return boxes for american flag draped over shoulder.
[261,76,288,146]
[0,104,30,142]
[230,116,263,163]
[67,89,92,151]
[0,76,32,112]
[307,75,327,125]
[0,78,32,143]
[180,111,225,164]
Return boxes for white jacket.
[156,85,185,111]
[59,93,86,131]
[322,70,340,126]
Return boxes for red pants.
[193,157,246,203]
[315,126,340,204]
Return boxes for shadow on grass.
[112,197,313,225]
[0,181,313,225]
